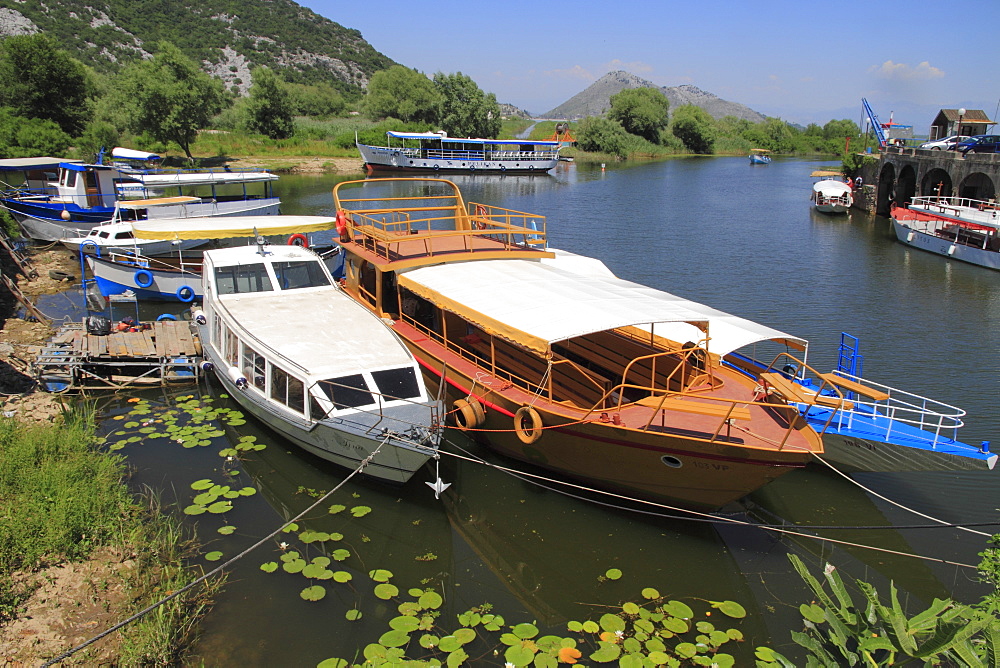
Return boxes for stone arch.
[896,165,917,206]
[876,162,896,216]
[957,172,996,201]
[920,168,952,198]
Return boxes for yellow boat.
[331,178,823,510]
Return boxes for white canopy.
[813,179,852,195]
[384,131,560,147]
[137,170,278,187]
[399,259,712,355]
[112,147,160,161]
[132,215,336,240]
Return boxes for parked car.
[951,135,1000,154]
[920,135,970,150]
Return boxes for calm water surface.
[98,157,1000,665]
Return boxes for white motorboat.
[891,196,1000,270]
[357,131,560,174]
[195,242,443,483]
[811,177,853,214]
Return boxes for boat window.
[370,367,421,400]
[214,263,273,295]
[63,170,76,188]
[318,374,373,409]
[113,231,134,240]
[270,365,305,414]
[272,260,331,290]
[225,326,239,367]
[98,231,110,239]
[242,344,266,389]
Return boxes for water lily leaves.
[317,658,348,668]
[512,622,539,640]
[260,562,278,573]
[205,551,223,561]
[452,627,476,645]
[696,621,714,634]
[605,568,623,580]
[619,654,645,668]
[302,563,333,580]
[446,648,468,667]
[282,523,299,533]
[588,640,622,662]
[710,653,736,667]
[183,504,206,516]
[437,635,463,652]
[419,634,438,649]
[599,614,625,634]
[663,600,694,619]
[193,492,218,505]
[674,642,698,659]
[328,504,346,515]
[331,548,350,561]
[333,571,352,583]
[557,647,583,664]
[482,614,504,632]
[218,448,239,457]
[345,609,362,621]
[390,615,420,632]
[237,487,257,497]
[282,558,306,574]
[662,616,689,634]
[280,550,301,562]
[190,478,214,491]
[369,568,393,582]
[503,645,535,666]
[711,600,747,619]
[581,620,600,634]
[374,583,398,600]
[217,525,236,535]
[418,590,443,610]
[378,628,410,648]
[566,620,583,633]
[799,602,825,624]
[351,505,372,517]
[622,601,640,616]
[727,628,744,641]
[300,585,326,601]
[207,500,233,514]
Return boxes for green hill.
[0,0,395,97]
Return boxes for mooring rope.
[41,437,390,667]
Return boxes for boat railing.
[106,250,202,276]
[817,370,966,447]
[910,195,1000,213]
[310,377,441,428]
[376,146,558,162]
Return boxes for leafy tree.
[77,121,120,163]
[575,117,631,159]
[671,104,716,154]
[0,108,71,158]
[364,66,439,124]
[607,87,670,143]
[110,42,227,160]
[432,72,501,138]
[244,67,294,139]
[823,118,860,141]
[0,34,91,136]
[286,81,345,117]
[743,117,796,153]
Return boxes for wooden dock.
[33,319,204,392]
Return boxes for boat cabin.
[0,157,125,210]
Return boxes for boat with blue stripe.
[357,131,561,175]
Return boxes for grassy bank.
[0,409,219,665]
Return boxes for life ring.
[514,406,543,444]
[79,240,101,257]
[451,398,486,429]
[288,233,308,248]
[176,285,196,303]
[156,313,177,321]
[335,210,347,233]
[134,269,154,288]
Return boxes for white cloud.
[541,65,595,81]
[870,60,944,81]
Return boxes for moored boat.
[811,176,853,213]
[86,215,338,301]
[891,196,1000,270]
[330,178,825,511]
[0,157,281,241]
[60,198,209,257]
[748,148,772,164]
[195,242,442,483]
[357,131,561,175]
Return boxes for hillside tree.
[576,116,631,159]
[364,66,439,123]
[244,67,294,139]
[110,42,227,160]
[0,108,72,158]
[608,88,670,143]
[671,105,716,154]
[0,34,91,136]
[433,72,501,138]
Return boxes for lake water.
[96,157,1000,665]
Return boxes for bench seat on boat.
[759,372,854,409]
[817,373,890,401]
[635,395,752,421]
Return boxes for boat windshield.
[370,367,421,400]
[318,374,374,409]
[215,263,273,295]
[272,260,331,290]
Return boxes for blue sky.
[298,0,999,129]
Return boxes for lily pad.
[260,562,278,573]
[300,585,326,601]
[374,583,398,600]
[205,551,223,561]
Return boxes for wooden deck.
[34,319,203,391]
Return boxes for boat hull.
[8,198,280,242]
[814,203,850,214]
[357,143,558,175]
[892,217,1000,270]
[412,350,809,511]
[202,341,436,484]
[817,430,996,472]
[88,256,202,301]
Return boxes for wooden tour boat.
[891,195,1000,270]
[330,178,826,510]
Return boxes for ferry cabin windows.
[317,374,374,409]
[242,343,266,389]
[272,260,331,290]
[370,367,421,401]
[270,364,305,414]
[215,263,273,295]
